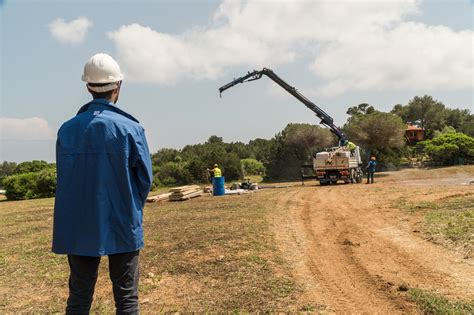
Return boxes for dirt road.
[271,168,474,313]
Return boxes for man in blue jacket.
[53,53,153,314]
[366,156,377,184]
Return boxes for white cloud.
[310,22,473,96]
[108,0,473,96]
[0,117,55,140]
[49,16,92,45]
[107,23,288,84]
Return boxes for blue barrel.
[212,176,225,196]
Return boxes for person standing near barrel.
[210,164,225,196]
[212,164,222,178]
[207,164,222,183]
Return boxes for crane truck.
[218,68,363,185]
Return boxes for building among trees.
[405,125,425,145]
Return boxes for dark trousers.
[367,170,375,183]
[66,250,140,315]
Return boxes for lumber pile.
[169,185,203,201]
[146,185,205,203]
[146,192,172,203]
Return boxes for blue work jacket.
[367,160,377,172]
[52,99,153,256]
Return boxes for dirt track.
[271,168,474,313]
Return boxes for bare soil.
[270,166,474,313]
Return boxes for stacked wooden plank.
[146,192,172,203]
[169,185,203,201]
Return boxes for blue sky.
[1,0,473,162]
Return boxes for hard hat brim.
[82,74,124,83]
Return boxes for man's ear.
[112,87,120,104]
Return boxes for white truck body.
[313,146,363,184]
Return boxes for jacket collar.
[77,99,139,123]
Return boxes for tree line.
[152,95,473,183]
[1,95,473,200]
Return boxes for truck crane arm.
[219,68,347,144]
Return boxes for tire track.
[299,188,412,313]
[332,186,474,299]
[270,181,474,313]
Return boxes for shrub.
[13,160,52,174]
[241,158,266,176]
[3,173,37,200]
[222,153,244,181]
[3,167,56,200]
[0,161,17,188]
[418,132,474,165]
[155,162,192,186]
[35,168,57,198]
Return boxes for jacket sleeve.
[131,128,153,206]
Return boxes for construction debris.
[146,192,172,203]
[146,182,261,202]
[169,185,201,193]
[146,185,204,203]
[169,185,204,201]
[225,189,256,195]
[258,185,290,189]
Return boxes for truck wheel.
[350,169,356,184]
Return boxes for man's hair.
[87,82,116,100]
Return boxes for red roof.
[406,125,424,131]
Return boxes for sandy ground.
[270,167,474,313]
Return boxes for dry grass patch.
[0,198,68,313]
[395,193,474,258]
[0,190,298,312]
[385,165,474,181]
[409,288,474,315]
[140,190,298,311]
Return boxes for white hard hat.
[81,53,124,85]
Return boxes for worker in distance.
[342,139,357,156]
[211,163,222,178]
[366,156,377,184]
[207,163,222,182]
[52,53,153,314]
